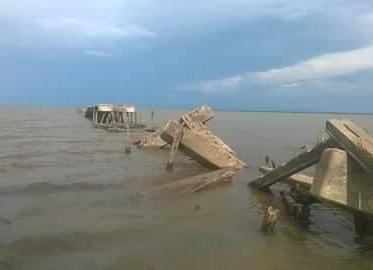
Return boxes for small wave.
[0,217,12,225]
[0,228,147,257]
[0,182,116,195]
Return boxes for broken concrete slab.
[311,148,373,215]
[326,119,373,176]
[259,166,313,188]
[249,138,337,190]
[181,105,214,124]
[144,167,239,196]
[135,105,214,148]
[161,120,246,169]
[134,128,167,148]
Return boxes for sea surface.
[0,107,373,270]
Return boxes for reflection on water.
[0,107,373,270]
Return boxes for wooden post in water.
[260,206,280,232]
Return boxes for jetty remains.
[249,119,373,233]
[140,105,246,195]
[161,119,246,169]
[134,105,214,148]
[85,104,144,130]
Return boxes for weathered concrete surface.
[135,128,167,147]
[182,105,214,124]
[144,167,239,196]
[161,120,246,169]
[249,138,337,190]
[326,119,373,176]
[311,148,373,215]
[135,105,214,148]
[259,166,313,188]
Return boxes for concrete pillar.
[311,148,348,205]
[311,148,373,215]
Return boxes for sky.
[1,0,373,112]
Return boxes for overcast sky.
[1,0,373,112]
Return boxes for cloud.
[0,0,371,51]
[84,50,114,58]
[184,45,373,93]
[189,76,243,93]
[28,17,155,49]
[0,13,155,52]
[35,17,156,40]
[255,45,373,83]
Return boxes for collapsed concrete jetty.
[249,119,373,233]
[139,105,245,194]
[134,105,214,148]
[161,119,246,169]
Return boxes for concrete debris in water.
[161,119,246,169]
[134,105,214,148]
[250,119,373,233]
[144,167,240,196]
[259,166,313,188]
[249,138,337,189]
[326,119,373,175]
[138,105,245,194]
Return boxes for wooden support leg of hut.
[99,112,104,124]
[166,125,184,170]
[120,112,125,125]
[111,112,116,127]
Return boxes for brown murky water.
[1,107,373,270]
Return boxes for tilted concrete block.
[311,148,373,215]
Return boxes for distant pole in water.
[271,159,276,168]
[151,110,154,129]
